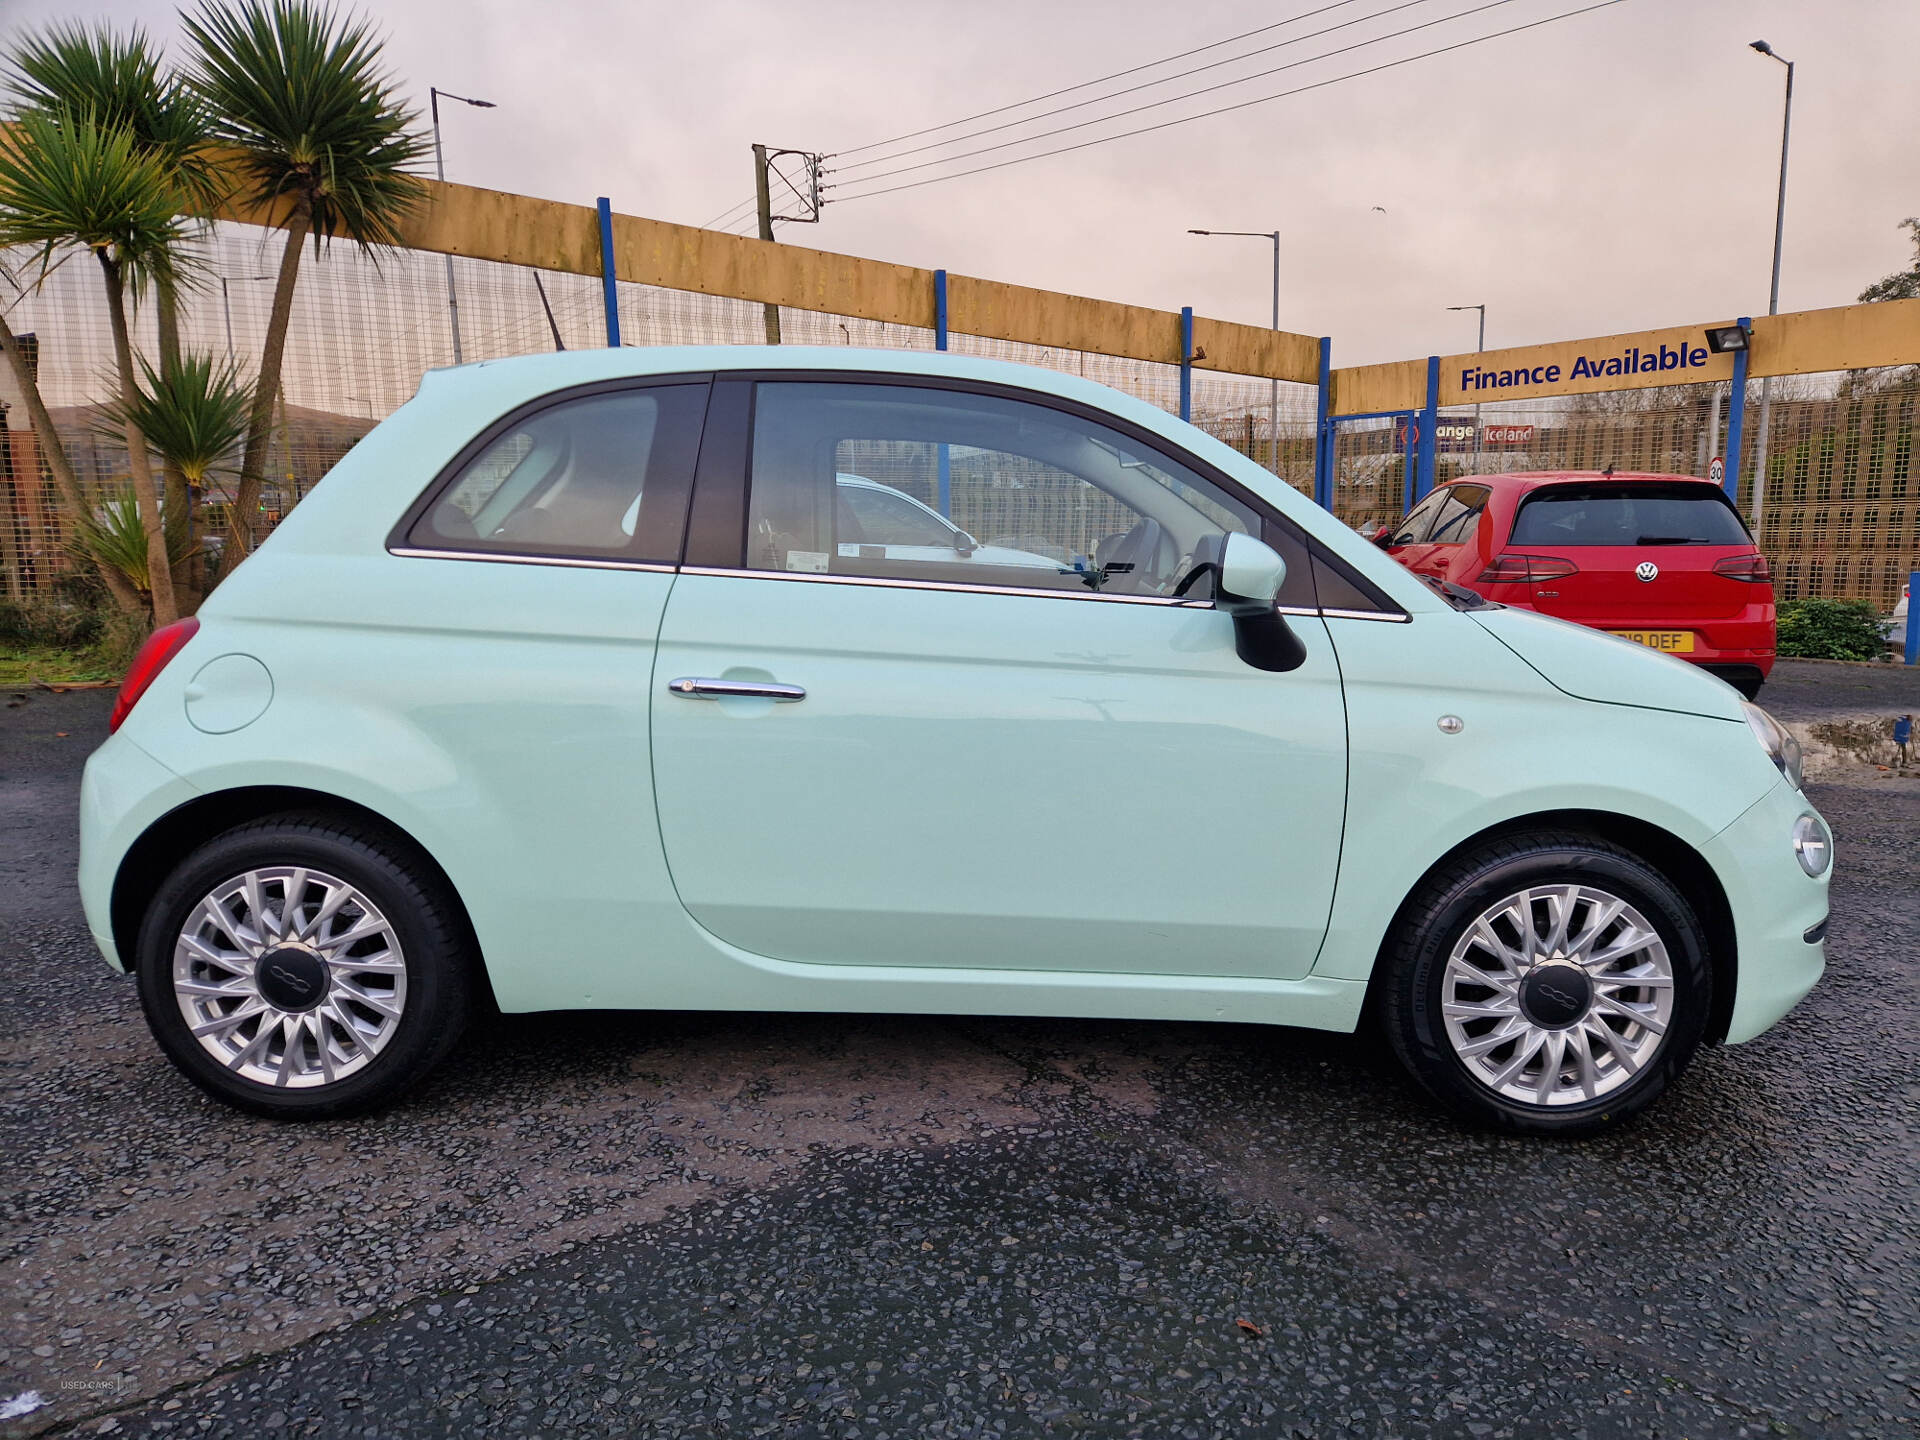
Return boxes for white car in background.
[834,473,1064,571]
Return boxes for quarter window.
[746,382,1261,601]
[407,383,707,562]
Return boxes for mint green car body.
[79,347,1827,1064]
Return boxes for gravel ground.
[3,661,1916,1439]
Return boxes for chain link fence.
[4,220,1913,614]
[1327,368,1918,611]
[2,222,1323,601]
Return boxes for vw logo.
[1635,561,1659,582]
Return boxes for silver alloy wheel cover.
[1440,883,1674,1107]
[172,866,408,1089]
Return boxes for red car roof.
[1444,471,1724,495]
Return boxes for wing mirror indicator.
[1476,553,1579,584]
[1712,553,1772,582]
[1215,533,1307,673]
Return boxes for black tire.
[135,812,474,1120]
[1380,830,1712,1137]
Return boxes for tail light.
[1476,554,1578,584]
[1712,553,1772,582]
[109,617,200,733]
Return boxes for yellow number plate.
[1610,630,1696,652]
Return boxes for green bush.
[0,595,105,648]
[1775,598,1886,661]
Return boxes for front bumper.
[78,733,199,971]
[1704,776,1830,1044]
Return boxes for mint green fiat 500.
[80,349,1831,1133]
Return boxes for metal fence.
[1327,367,1918,609]
[3,217,1914,613]
[0,221,1324,602]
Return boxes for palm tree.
[183,0,427,576]
[105,348,255,502]
[7,21,226,597]
[0,111,190,623]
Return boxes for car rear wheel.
[135,813,473,1119]
[1381,831,1711,1136]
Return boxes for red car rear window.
[1510,484,1751,547]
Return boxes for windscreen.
[1509,484,1751,546]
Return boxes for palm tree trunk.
[223,207,308,580]
[154,273,199,608]
[0,305,145,614]
[98,252,177,626]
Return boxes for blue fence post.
[1906,569,1918,666]
[1179,307,1194,422]
[1414,355,1440,501]
[596,197,620,348]
[1723,317,1751,501]
[1313,336,1333,511]
[934,269,951,513]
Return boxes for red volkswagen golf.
[1378,471,1776,696]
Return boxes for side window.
[407,383,707,562]
[1424,485,1492,545]
[746,382,1258,600]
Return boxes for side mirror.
[1215,533,1307,673]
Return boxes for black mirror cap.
[1234,610,1308,672]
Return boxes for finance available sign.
[1436,323,1737,405]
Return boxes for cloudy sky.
[7,0,1917,366]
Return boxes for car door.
[649,376,1348,981]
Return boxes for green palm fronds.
[67,488,197,598]
[0,107,193,297]
[3,20,226,218]
[183,0,429,251]
[101,349,255,486]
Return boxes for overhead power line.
[828,0,1626,205]
[833,0,1377,161]
[831,0,1453,177]
[829,0,1526,193]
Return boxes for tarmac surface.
[3,661,1916,1438]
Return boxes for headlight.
[1792,814,1831,876]
[1742,701,1803,790]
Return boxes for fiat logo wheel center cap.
[1518,956,1595,1029]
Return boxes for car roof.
[1441,471,1724,494]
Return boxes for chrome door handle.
[667,676,807,702]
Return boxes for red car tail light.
[109,617,200,733]
[1712,553,1772,582]
[1476,554,1579,584]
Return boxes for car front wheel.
[135,813,474,1119]
[1381,831,1712,1136]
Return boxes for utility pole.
[1188,229,1280,471]
[753,144,781,345]
[1747,40,1795,543]
[430,87,497,365]
[1447,304,1487,466]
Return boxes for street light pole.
[219,273,273,359]
[430,87,497,365]
[1189,228,1281,472]
[1747,40,1794,543]
[1447,304,1486,466]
